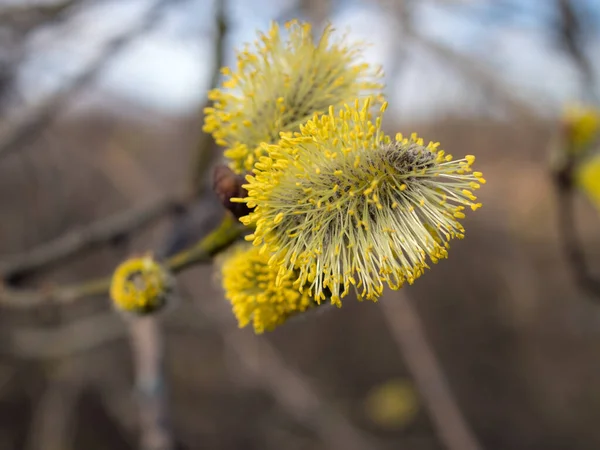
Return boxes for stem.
[128,316,173,450]
[381,292,483,450]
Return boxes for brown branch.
[0,196,180,281]
[0,0,80,33]
[556,0,598,101]
[188,0,228,199]
[378,0,538,120]
[192,293,377,450]
[0,0,175,160]
[380,291,483,450]
[410,32,538,120]
[128,316,173,450]
[6,311,125,360]
[0,303,208,360]
[0,214,244,308]
[24,361,84,450]
[553,165,600,298]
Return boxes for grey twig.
[556,0,599,102]
[378,0,538,120]
[380,291,483,450]
[0,0,176,160]
[193,297,378,450]
[188,0,228,199]
[0,197,179,280]
[553,166,600,299]
[24,360,84,450]
[128,315,173,450]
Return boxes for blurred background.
[0,0,600,449]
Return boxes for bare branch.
[0,0,176,160]
[0,196,179,280]
[7,311,124,360]
[25,361,84,450]
[0,0,80,33]
[553,166,600,299]
[380,291,483,450]
[556,0,598,102]
[410,32,538,120]
[188,0,228,198]
[378,0,539,120]
[128,316,173,450]
[0,214,244,308]
[192,293,378,450]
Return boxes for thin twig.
[553,168,600,298]
[25,360,84,450]
[188,0,228,199]
[378,0,538,120]
[380,291,483,450]
[0,196,179,280]
[128,316,173,450]
[6,311,124,360]
[0,214,244,307]
[0,0,177,160]
[0,0,80,32]
[190,292,377,450]
[556,0,599,103]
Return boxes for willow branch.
[0,196,179,281]
[379,0,538,120]
[0,0,176,160]
[553,165,600,298]
[0,214,244,308]
[557,0,598,102]
[24,361,83,450]
[193,298,377,450]
[128,316,173,450]
[188,0,228,198]
[380,291,483,450]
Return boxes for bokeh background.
[1,0,600,449]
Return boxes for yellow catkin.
[110,255,172,314]
[238,98,485,304]
[203,20,384,174]
[221,244,315,333]
[562,104,600,155]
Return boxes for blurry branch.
[551,0,600,299]
[136,4,227,446]
[0,0,176,161]
[7,311,125,360]
[300,0,331,25]
[379,0,538,120]
[188,0,228,198]
[25,360,83,450]
[0,214,244,308]
[0,196,181,281]
[556,0,598,102]
[194,297,377,450]
[380,292,483,450]
[407,31,538,120]
[128,316,173,450]
[0,0,80,33]
[2,303,209,359]
[552,164,600,299]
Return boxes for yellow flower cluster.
[203,20,383,174]
[110,255,172,314]
[576,153,600,212]
[211,20,485,332]
[237,98,485,304]
[221,244,314,333]
[559,104,600,214]
[563,104,600,155]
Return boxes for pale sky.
[13,0,600,120]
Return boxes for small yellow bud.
[110,255,173,315]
